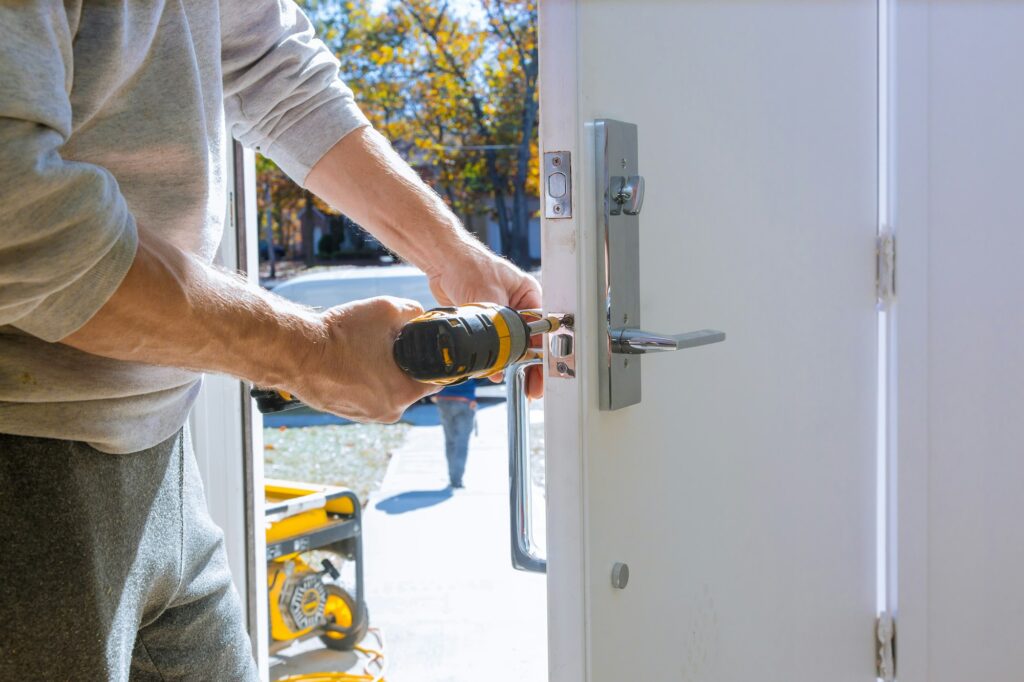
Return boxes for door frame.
[539,2,589,680]
[890,2,1024,679]
[189,140,270,678]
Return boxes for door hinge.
[876,231,896,310]
[876,611,896,681]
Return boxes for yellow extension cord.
[275,629,387,682]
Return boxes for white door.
[538,2,881,680]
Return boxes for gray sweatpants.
[0,428,259,681]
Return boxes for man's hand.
[426,246,544,398]
[426,247,540,312]
[287,296,438,422]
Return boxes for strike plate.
[543,151,572,219]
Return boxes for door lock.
[595,120,725,410]
[610,175,644,215]
[546,312,575,379]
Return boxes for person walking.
[434,381,478,489]
[0,2,541,679]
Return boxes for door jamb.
[890,2,929,680]
[233,142,270,678]
[188,141,269,679]
[539,2,589,681]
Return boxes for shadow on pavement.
[264,401,443,428]
[263,395,507,429]
[374,488,454,514]
[270,647,360,680]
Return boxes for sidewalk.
[362,400,547,682]
[269,401,548,681]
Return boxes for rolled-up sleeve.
[0,2,138,342]
[221,0,370,185]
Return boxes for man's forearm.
[305,126,490,279]
[62,230,320,388]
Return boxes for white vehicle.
[270,265,438,311]
[269,266,505,402]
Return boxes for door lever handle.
[611,328,725,354]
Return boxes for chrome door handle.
[508,358,545,573]
[611,328,725,354]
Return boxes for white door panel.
[894,3,1024,680]
[543,2,879,680]
[925,7,1024,678]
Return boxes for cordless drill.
[251,303,560,414]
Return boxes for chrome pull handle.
[611,328,725,354]
[508,358,545,573]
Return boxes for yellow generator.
[265,480,369,654]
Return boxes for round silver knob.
[611,562,630,589]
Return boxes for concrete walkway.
[271,401,548,681]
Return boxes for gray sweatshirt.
[0,1,369,453]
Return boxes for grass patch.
[264,423,410,503]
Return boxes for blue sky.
[369,0,485,22]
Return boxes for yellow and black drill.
[251,303,560,414]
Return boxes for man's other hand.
[427,248,544,398]
[290,296,438,422]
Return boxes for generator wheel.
[319,584,369,651]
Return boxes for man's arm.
[64,125,543,415]
[66,0,540,414]
[304,126,543,334]
[62,230,432,422]
[217,0,542,356]
[217,0,542,395]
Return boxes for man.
[434,380,478,489]
[0,2,540,679]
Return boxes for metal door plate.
[547,313,575,379]
[543,151,572,219]
[595,120,642,409]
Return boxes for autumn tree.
[392,0,539,267]
[257,0,539,268]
